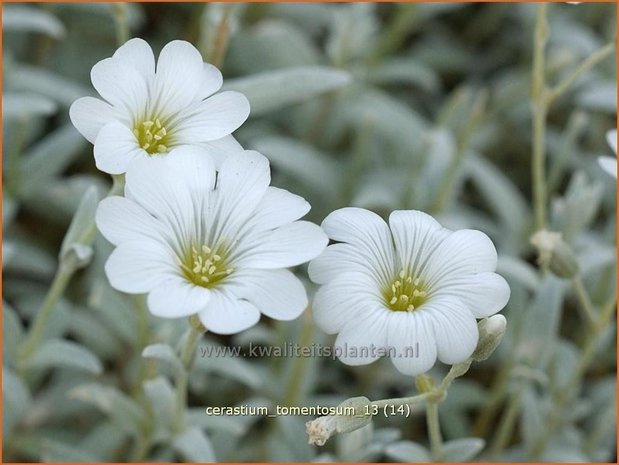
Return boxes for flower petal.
[91,57,148,116]
[225,269,308,321]
[152,40,204,116]
[124,154,197,247]
[165,146,217,198]
[231,221,328,269]
[105,240,177,294]
[309,243,385,285]
[211,150,271,241]
[423,229,498,289]
[94,122,146,175]
[388,210,450,278]
[241,187,310,235]
[96,196,170,246]
[334,309,389,366]
[173,91,250,142]
[147,277,211,318]
[200,135,244,167]
[69,97,116,144]
[423,297,478,365]
[432,272,510,318]
[386,310,438,376]
[321,207,396,286]
[112,37,155,81]
[312,271,383,334]
[196,63,223,100]
[198,291,261,335]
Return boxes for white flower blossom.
[598,129,617,178]
[308,208,510,376]
[96,146,328,334]
[70,38,250,174]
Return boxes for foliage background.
[2,2,617,462]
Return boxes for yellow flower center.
[133,118,170,155]
[384,269,428,312]
[179,244,233,288]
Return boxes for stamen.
[180,243,233,288]
[384,270,428,312]
[134,118,171,155]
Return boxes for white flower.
[70,38,250,175]
[308,208,510,376]
[598,129,617,178]
[95,146,328,334]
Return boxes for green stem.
[546,42,615,105]
[572,275,598,328]
[370,392,433,409]
[531,3,549,231]
[343,118,372,204]
[472,358,513,437]
[432,90,487,213]
[489,390,522,459]
[174,324,203,432]
[282,313,314,407]
[368,4,418,65]
[547,112,586,193]
[111,3,129,47]
[17,177,124,369]
[426,402,444,462]
[207,4,233,67]
[16,261,75,365]
[131,295,151,397]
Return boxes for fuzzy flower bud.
[530,229,579,278]
[306,415,337,446]
[472,314,507,361]
[306,396,372,446]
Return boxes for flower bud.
[530,229,579,278]
[306,396,372,446]
[472,314,507,361]
[335,396,372,433]
[306,415,337,446]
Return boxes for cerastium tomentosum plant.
[6,2,615,462]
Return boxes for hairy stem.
[426,402,444,462]
[531,3,549,231]
[17,177,124,368]
[111,3,129,47]
[489,390,522,459]
[547,42,615,105]
[174,324,203,432]
[572,275,598,328]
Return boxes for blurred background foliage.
[2,2,617,462]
